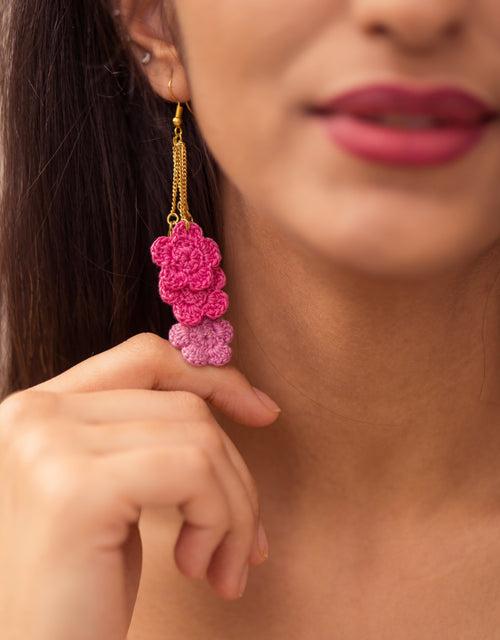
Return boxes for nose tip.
[353,0,466,51]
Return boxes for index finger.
[31,332,281,428]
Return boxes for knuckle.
[125,331,161,346]
[30,454,86,511]
[0,391,59,457]
[6,422,53,468]
[185,445,214,476]
[194,420,225,455]
[0,391,27,427]
[173,391,213,421]
[0,390,57,426]
[123,332,165,361]
[175,390,207,411]
[122,332,173,384]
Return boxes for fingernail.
[251,386,281,413]
[238,563,249,597]
[257,522,269,560]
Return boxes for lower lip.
[319,113,493,166]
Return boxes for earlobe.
[113,0,190,103]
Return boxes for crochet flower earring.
[150,78,234,366]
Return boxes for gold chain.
[166,104,193,236]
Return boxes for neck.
[218,184,500,519]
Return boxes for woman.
[1,0,500,638]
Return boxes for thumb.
[33,332,282,428]
[204,380,282,428]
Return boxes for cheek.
[176,1,290,104]
[174,0,321,170]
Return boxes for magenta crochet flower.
[151,220,228,325]
[169,287,229,326]
[158,265,228,326]
[151,221,222,291]
[168,317,233,366]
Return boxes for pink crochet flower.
[168,317,233,366]
[151,221,222,292]
[158,267,228,326]
[171,288,229,327]
[151,220,229,326]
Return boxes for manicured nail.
[238,563,249,597]
[251,386,281,413]
[257,521,269,560]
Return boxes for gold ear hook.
[168,74,193,114]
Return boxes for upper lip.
[311,82,499,126]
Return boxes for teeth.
[368,114,440,128]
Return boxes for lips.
[309,82,499,166]
[311,83,499,126]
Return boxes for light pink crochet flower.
[168,317,233,366]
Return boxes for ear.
[114,0,190,103]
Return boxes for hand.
[0,332,281,640]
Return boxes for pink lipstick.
[309,83,499,166]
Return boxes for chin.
[287,201,493,282]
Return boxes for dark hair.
[0,1,222,397]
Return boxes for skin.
[125,0,500,637]
[2,0,500,638]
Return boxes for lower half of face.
[174,0,500,280]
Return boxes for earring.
[149,74,234,367]
[141,51,151,65]
[168,75,194,114]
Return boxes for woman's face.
[165,1,500,278]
